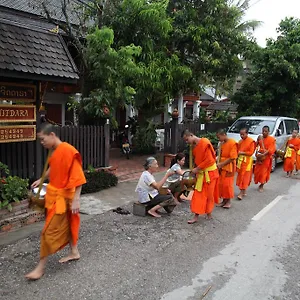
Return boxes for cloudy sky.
[244,0,300,46]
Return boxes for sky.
[244,0,300,47]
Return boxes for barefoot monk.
[26,123,86,280]
[182,130,219,224]
[216,130,238,209]
[283,129,300,177]
[253,126,276,192]
[236,128,256,200]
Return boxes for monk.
[283,129,300,177]
[216,130,238,209]
[236,128,256,200]
[253,126,276,192]
[182,130,219,223]
[295,133,300,174]
[25,123,86,280]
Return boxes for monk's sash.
[195,163,217,192]
[297,150,300,155]
[284,146,293,158]
[237,155,253,171]
[45,184,75,214]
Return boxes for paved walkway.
[80,149,168,215]
[109,148,166,182]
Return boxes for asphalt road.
[1,166,300,300]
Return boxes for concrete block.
[133,202,150,217]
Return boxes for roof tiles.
[0,21,79,80]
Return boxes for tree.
[232,18,300,117]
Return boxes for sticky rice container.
[31,183,48,208]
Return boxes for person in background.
[254,126,276,192]
[283,129,300,177]
[166,153,191,203]
[216,130,238,209]
[135,157,177,218]
[236,128,256,200]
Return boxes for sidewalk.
[80,171,166,215]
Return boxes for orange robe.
[40,142,86,258]
[219,139,238,199]
[296,137,300,170]
[236,136,256,190]
[191,138,219,215]
[254,136,276,185]
[283,138,300,172]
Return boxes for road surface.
[1,167,300,300]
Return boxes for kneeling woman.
[135,157,177,218]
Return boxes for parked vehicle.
[119,125,131,159]
[227,116,299,171]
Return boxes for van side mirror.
[276,129,282,136]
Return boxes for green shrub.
[133,122,157,154]
[0,162,29,211]
[81,169,118,194]
[199,132,219,149]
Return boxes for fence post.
[34,82,42,179]
[170,118,179,154]
[104,119,110,167]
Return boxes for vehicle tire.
[271,155,276,172]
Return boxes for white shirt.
[166,163,181,182]
[135,171,159,203]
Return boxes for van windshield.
[228,119,276,135]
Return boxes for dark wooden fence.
[164,121,229,153]
[0,125,109,180]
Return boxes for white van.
[227,116,299,171]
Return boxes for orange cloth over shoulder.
[236,136,255,190]
[254,136,276,184]
[219,139,238,199]
[190,138,219,215]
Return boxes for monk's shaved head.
[38,123,59,136]
[240,128,248,134]
[262,126,270,132]
[181,129,194,138]
[216,129,227,136]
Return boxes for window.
[228,119,276,135]
[278,121,285,135]
[284,120,298,134]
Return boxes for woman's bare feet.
[148,210,161,218]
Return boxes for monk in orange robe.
[254,126,276,192]
[216,130,238,209]
[236,128,256,200]
[295,133,300,174]
[182,130,219,224]
[25,123,86,280]
[283,129,300,177]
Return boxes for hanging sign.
[0,82,36,102]
[0,125,36,143]
[0,105,36,122]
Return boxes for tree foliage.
[232,18,300,117]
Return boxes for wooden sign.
[0,105,36,122]
[0,125,36,143]
[0,82,36,102]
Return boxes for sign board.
[0,105,36,122]
[0,125,36,143]
[0,82,36,102]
